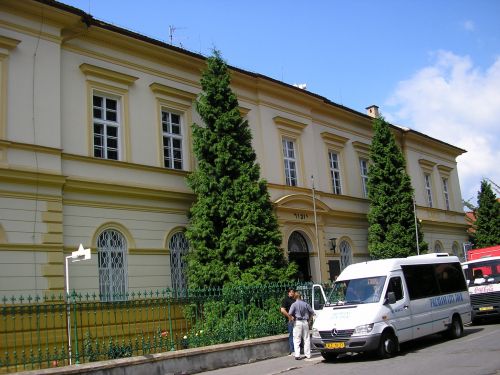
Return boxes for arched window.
[434,242,443,253]
[339,240,352,271]
[97,229,128,301]
[452,242,463,260]
[169,232,189,292]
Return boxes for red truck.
[462,245,500,323]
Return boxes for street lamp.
[413,197,420,255]
[65,244,91,365]
[311,175,323,282]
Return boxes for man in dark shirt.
[280,287,295,354]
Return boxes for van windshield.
[327,276,386,304]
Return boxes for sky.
[58,0,500,204]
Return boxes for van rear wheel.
[377,331,397,359]
[446,316,463,339]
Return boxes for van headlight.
[353,323,374,335]
[311,328,321,338]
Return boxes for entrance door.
[288,231,311,281]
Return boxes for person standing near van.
[280,287,296,355]
[289,291,315,360]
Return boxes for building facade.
[0,0,468,298]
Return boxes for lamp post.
[413,197,420,255]
[311,175,323,282]
[65,244,91,365]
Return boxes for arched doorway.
[288,231,311,281]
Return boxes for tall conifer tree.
[367,117,427,258]
[472,179,500,248]
[186,50,296,288]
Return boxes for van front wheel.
[377,331,397,359]
[321,352,338,361]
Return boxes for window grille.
[169,232,189,292]
[434,242,443,253]
[288,231,308,253]
[97,229,127,301]
[339,240,352,270]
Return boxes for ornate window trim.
[80,64,136,162]
[0,35,21,148]
[150,83,195,170]
[273,116,308,187]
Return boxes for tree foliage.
[367,116,427,258]
[471,179,500,248]
[186,50,296,288]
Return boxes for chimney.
[366,105,379,118]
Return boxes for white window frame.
[424,173,433,208]
[93,93,121,161]
[359,158,369,198]
[97,229,128,302]
[442,178,450,210]
[282,137,298,187]
[329,151,342,195]
[161,109,183,170]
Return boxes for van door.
[385,275,413,343]
[312,284,327,313]
[403,265,436,338]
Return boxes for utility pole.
[311,176,323,281]
[413,196,420,255]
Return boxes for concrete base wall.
[15,334,289,375]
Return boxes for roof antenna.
[169,25,175,44]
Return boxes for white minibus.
[311,254,471,360]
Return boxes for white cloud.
[463,20,475,32]
[385,51,500,203]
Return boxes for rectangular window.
[360,158,369,198]
[424,174,433,207]
[93,94,120,160]
[161,110,183,169]
[329,151,342,194]
[443,178,450,210]
[282,138,297,186]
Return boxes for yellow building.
[0,0,467,298]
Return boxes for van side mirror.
[385,292,396,305]
[314,301,324,310]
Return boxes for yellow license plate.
[325,342,345,349]
[479,306,494,311]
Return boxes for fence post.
[72,291,80,364]
[240,286,247,340]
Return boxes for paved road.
[202,320,500,375]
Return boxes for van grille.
[319,329,354,341]
[470,291,500,306]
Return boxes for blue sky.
[59,0,500,203]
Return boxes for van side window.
[436,262,467,293]
[386,277,403,301]
[402,265,440,300]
